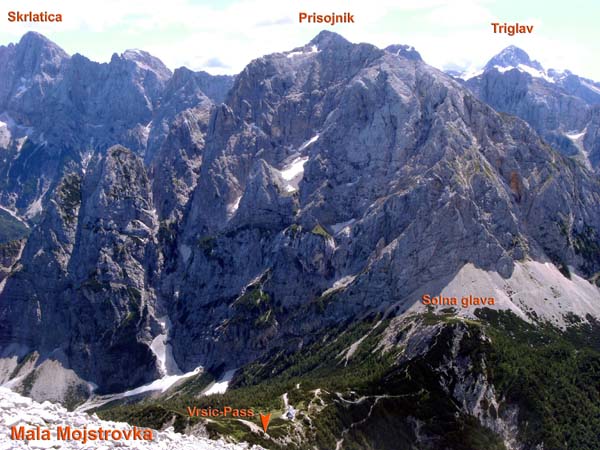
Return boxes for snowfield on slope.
[0,387,264,450]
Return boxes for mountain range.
[1,31,600,449]
[452,45,600,169]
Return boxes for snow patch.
[565,128,590,168]
[125,219,153,235]
[0,113,14,148]
[112,367,201,398]
[149,316,181,377]
[491,64,555,83]
[0,206,28,227]
[566,130,586,140]
[395,45,415,55]
[280,156,308,181]
[286,45,319,58]
[331,219,355,235]
[202,369,236,396]
[582,81,600,95]
[81,150,93,175]
[24,197,43,219]
[460,68,484,80]
[322,274,357,297]
[227,195,242,218]
[141,120,152,144]
[276,135,318,192]
[15,78,28,97]
[343,335,367,363]
[77,367,204,412]
[23,183,50,219]
[280,156,309,193]
[339,319,382,366]
[299,134,319,151]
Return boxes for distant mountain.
[0,31,234,218]
[451,46,600,169]
[484,45,544,72]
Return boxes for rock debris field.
[0,387,263,449]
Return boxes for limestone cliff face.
[1,32,600,413]
[0,147,162,393]
[0,32,233,216]
[463,46,600,169]
[164,32,600,375]
[0,31,233,396]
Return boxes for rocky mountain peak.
[13,31,68,78]
[17,31,67,56]
[309,30,351,50]
[122,49,172,80]
[168,68,234,104]
[484,45,543,71]
[384,44,422,61]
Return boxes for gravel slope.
[0,387,264,450]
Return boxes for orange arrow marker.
[259,413,271,433]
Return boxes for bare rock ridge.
[483,45,544,71]
[0,31,234,213]
[0,386,264,449]
[459,45,600,169]
[0,31,599,421]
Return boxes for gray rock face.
[583,106,600,168]
[145,67,217,163]
[161,32,600,377]
[0,32,233,218]
[0,32,235,395]
[192,71,235,104]
[463,46,600,170]
[384,44,423,62]
[484,45,543,72]
[0,32,68,110]
[0,147,161,393]
[1,31,600,408]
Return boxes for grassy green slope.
[0,209,28,243]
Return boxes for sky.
[0,0,599,79]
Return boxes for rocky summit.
[1,31,600,449]
[460,45,600,170]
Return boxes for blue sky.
[1,0,599,79]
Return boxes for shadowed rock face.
[0,146,161,393]
[1,31,600,401]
